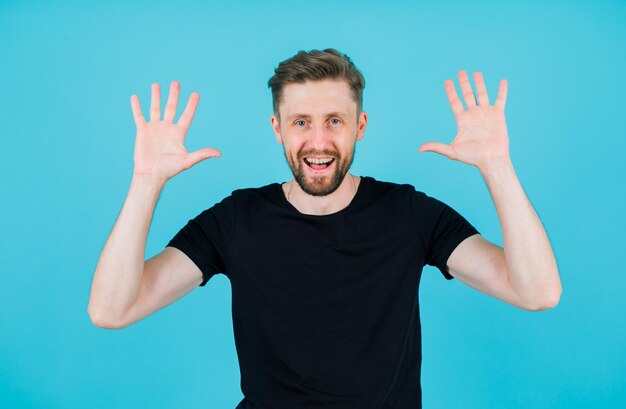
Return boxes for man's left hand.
[419,70,510,170]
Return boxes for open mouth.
[303,157,335,171]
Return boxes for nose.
[308,122,332,150]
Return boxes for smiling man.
[271,75,367,213]
[88,49,562,409]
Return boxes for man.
[88,49,561,408]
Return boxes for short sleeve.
[166,194,236,286]
[411,190,479,280]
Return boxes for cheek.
[284,142,303,160]
[339,135,357,151]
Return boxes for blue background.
[1,0,625,408]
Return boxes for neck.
[283,172,360,216]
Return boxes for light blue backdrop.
[1,0,624,408]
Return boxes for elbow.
[523,297,560,312]
[88,306,125,330]
[522,285,562,312]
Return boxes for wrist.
[478,156,514,177]
[131,173,167,191]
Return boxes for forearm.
[88,175,165,326]
[480,158,561,309]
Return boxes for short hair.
[267,48,366,118]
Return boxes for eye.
[329,118,341,125]
[295,120,307,127]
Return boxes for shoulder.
[228,182,281,204]
[207,182,284,215]
[350,176,427,219]
[362,176,451,217]
[229,182,279,197]
[362,176,426,201]
[190,183,280,227]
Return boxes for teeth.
[305,157,333,164]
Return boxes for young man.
[88,49,561,408]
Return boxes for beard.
[283,145,356,197]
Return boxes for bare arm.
[446,160,561,310]
[88,175,165,328]
[88,81,220,328]
[420,70,561,310]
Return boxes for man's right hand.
[130,81,221,185]
[88,81,219,328]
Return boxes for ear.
[270,114,283,145]
[356,111,368,141]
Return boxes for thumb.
[185,148,222,168]
[419,142,456,160]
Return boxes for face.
[270,79,367,196]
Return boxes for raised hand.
[130,81,221,184]
[419,70,510,170]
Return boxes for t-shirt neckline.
[276,176,370,218]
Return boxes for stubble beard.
[284,145,356,197]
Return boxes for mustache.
[297,149,340,159]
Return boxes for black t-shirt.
[166,176,479,409]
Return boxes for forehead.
[279,79,356,118]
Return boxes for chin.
[295,171,345,196]
[284,149,354,196]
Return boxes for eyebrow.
[286,111,348,121]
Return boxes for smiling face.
[271,79,368,196]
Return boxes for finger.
[444,79,464,116]
[177,92,200,129]
[494,79,508,111]
[419,142,456,160]
[184,148,222,169]
[163,80,180,122]
[473,72,490,106]
[457,70,477,108]
[130,95,146,128]
[150,83,161,122]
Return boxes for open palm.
[131,81,221,184]
[419,70,510,170]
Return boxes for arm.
[419,70,561,311]
[88,81,221,329]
